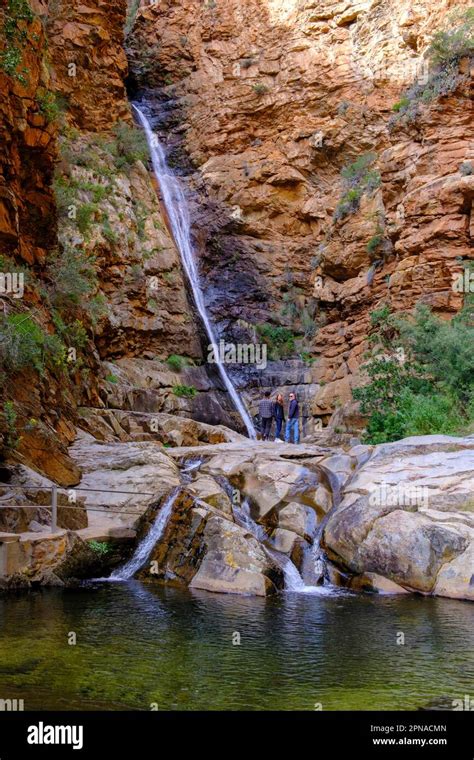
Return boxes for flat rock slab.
[69,431,181,525]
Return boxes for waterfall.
[232,495,331,594]
[111,488,179,580]
[132,104,256,439]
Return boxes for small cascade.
[231,492,333,594]
[181,457,205,484]
[132,103,256,439]
[300,520,327,586]
[111,488,179,580]
[232,495,267,543]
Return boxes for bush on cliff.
[110,122,149,170]
[0,0,34,84]
[333,153,381,221]
[46,245,98,309]
[167,354,188,372]
[389,8,473,128]
[256,323,296,360]
[428,8,474,66]
[1,400,21,450]
[353,301,474,444]
[0,313,67,375]
[173,384,197,398]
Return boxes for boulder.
[190,515,283,596]
[271,527,299,555]
[193,442,334,520]
[188,475,233,514]
[323,435,474,600]
[276,502,315,538]
[349,573,410,595]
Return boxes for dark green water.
[0,583,472,711]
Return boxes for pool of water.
[0,583,472,710]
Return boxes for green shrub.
[0,312,67,375]
[340,152,379,186]
[53,176,76,216]
[88,294,108,327]
[366,233,384,256]
[253,83,268,96]
[88,540,111,556]
[389,9,473,128]
[1,400,21,450]
[47,245,97,308]
[353,303,474,444]
[133,200,148,240]
[0,0,34,83]
[334,153,381,221]
[52,312,88,350]
[43,332,67,369]
[427,8,474,66]
[173,384,197,398]
[37,89,60,123]
[0,313,45,372]
[398,389,464,437]
[392,96,410,112]
[300,351,315,366]
[0,46,23,78]
[111,121,149,169]
[256,323,295,360]
[167,354,187,372]
[105,374,118,384]
[76,202,98,236]
[102,217,118,244]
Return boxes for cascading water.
[111,488,179,580]
[231,492,334,594]
[132,104,256,439]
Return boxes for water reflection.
[0,585,472,710]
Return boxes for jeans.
[275,417,284,439]
[261,417,273,440]
[285,418,299,444]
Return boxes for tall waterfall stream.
[133,104,256,439]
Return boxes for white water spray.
[111,489,179,580]
[133,104,256,439]
[232,496,332,594]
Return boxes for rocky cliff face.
[0,0,75,482]
[45,0,130,131]
[128,0,473,421]
[0,0,207,482]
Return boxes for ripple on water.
[0,584,472,710]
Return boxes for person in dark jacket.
[273,393,285,441]
[285,392,300,444]
[258,390,274,441]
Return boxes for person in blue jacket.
[285,392,300,444]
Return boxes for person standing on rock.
[273,393,285,441]
[285,392,300,444]
[259,390,274,441]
